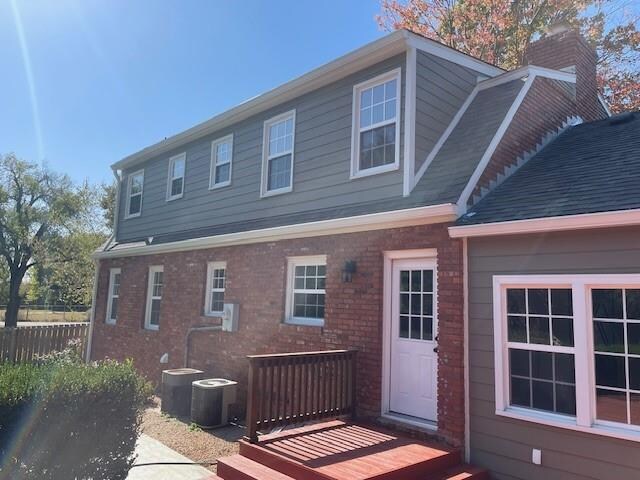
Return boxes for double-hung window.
[494,274,640,441]
[125,170,144,218]
[285,256,326,327]
[351,69,401,178]
[144,266,164,330]
[167,153,186,201]
[261,110,295,197]
[210,135,233,189]
[204,262,226,316]
[105,268,121,324]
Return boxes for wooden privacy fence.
[0,324,90,364]
[246,349,357,442]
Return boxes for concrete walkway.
[127,434,213,480]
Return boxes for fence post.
[7,328,18,364]
[245,357,260,443]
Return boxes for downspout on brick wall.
[184,325,222,367]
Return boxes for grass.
[0,309,89,323]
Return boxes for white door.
[389,258,438,421]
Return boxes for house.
[449,111,640,479]
[88,26,610,472]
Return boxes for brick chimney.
[524,26,604,121]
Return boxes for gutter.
[85,258,100,363]
[449,208,640,238]
[94,203,458,259]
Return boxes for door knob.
[433,347,438,353]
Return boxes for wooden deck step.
[430,464,489,480]
[217,454,296,480]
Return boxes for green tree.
[99,181,116,231]
[0,154,91,327]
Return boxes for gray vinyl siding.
[414,50,480,174]
[468,226,640,480]
[117,54,407,243]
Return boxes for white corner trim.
[455,75,535,214]
[405,33,502,78]
[598,93,612,117]
[96,203,457,259]
[403,47,417,197]
[449,208,640,238]
[462,237,471,462]
[412,87,478,190]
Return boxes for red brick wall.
[472,76,577,200]
[91,223,465,446]
[525,29,607,122]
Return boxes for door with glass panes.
[389,258,438,421]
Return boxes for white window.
[144,266,164,330]
[210,135,233,189]
[167,153,186,201]
[125,170,144,218]
[351,69,401,179]
[105,268,121,324]
[494,274,640,442]
[261,110,295,197]
[285,255,326,327]
[204,262,226,316]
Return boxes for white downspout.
[85,258,100,363]
[463,236,471,462]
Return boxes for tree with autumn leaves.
[378,0,639,113]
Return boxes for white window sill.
[124,213,141,220]
[166,194,184,202]
[350,162,399,180]
[144,325,159,332]
[496,407,640,443]
[209,181,231,190]
[284,317,324,327]
[105,319,116,325]
[261,186,293,198]
[204,311,224,318]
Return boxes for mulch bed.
[141,397,242,472]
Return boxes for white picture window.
[351,69,401,179]
[285,255,326,327]
[261,110,295,197]
[210,135,233,189]
[105,268,121,324]
[125,170,144,218]
[204,262,226,316]
[144,266,164,330]
[494,274,640,442]
[167,153,186,201]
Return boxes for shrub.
[0,350,152,480]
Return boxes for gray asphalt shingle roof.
[458,111,640,226]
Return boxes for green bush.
[0,349,152,480]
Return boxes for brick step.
[217,454,297,480]
[428,463,489,480]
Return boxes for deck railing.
[245,349,357,442]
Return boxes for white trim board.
[112,30,501,172]
[449,208,640,238]
[411,64,576,194]
[96,203,457,259]
[403,47,417,197]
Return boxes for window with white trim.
[167,153,186,201]
[204,262,226,316]
[285,256,326,327]
[105,268,121,324]
[210,135,233,189]
[261,111,295,196]
[144,266,164,330]
[351,69,401,178]
[125,170,144,218]
[494,275,640,441]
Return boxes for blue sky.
[0,0,384,184]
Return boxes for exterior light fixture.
[342,260,357,283]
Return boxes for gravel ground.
[141,397,242,473]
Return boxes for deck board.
[242,420,460,480]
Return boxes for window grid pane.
[592,288,640,426]
[209,266,226,313]
[292,262,325,320]
[398,269,433,341]
[267,154,292,191]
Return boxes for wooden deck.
[214,420,488,480]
